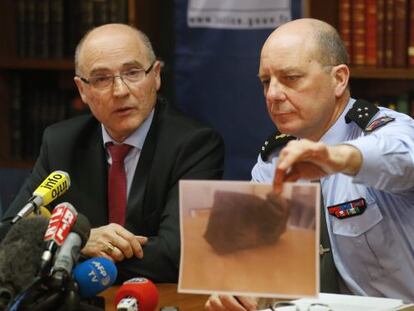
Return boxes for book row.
[16,0,129,59]
[10,75,88,160]
[369,93,414,116]
[338,0,414,67]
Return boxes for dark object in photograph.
[204,191,290,254]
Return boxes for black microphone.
[11,171,71,224]
[7,214,92,311]
[0,216,48,310]
[50,213,91,289]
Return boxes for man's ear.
[152,60,162,91]
[74,76,89,105]
[332,64,350,97]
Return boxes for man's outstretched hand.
[273,139,362,193]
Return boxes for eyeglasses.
[270,301,332,311]
[77,61,155,90]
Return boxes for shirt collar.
[320,98,356,145]
[101,109,154,149]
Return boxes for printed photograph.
[178,180,319,298]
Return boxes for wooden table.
[100,283,208,310]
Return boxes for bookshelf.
[309,0,414,116]
[0,59,74,70]
[350,67,414,79]
[0,0,164,167]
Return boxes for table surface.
[100,283,208,311]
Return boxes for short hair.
[311,22,349,67]
[74,24,156,75]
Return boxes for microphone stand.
[8,278,63,311]
[14,275,104,311]
[59,277,105,311]
[63,277,80,311]
[27,291,63,311]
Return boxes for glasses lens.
[272,302,299,311]
[123,69,145,82]
[308,303,332,311]
[88,68,147,89]
[90,76,113,89]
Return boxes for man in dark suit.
[3,24,224,283]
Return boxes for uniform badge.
[365,116,395,132]
[327,198,366,219]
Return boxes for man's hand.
[274,139,363,193]
[81,223,148,262]
[205,295,258,311]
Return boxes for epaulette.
[260,131,296,161]
[344,99,379,130]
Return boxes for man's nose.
[113,76,130,96]
[266,80,286,102]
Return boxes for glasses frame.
[76,61,156,89]
[270,301,332,311]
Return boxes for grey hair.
[312,21,349,67]
[74,23,156,75]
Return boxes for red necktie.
[107,143,132,225]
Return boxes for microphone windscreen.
[115,277,159,311]
[70,213,91,248]
[73,257,117,297]
[0,216,48,305]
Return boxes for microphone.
[51,213,91,289]
[115,278,159,311]
[0,207,50,245]
[28,206,51,219]
[39,202,78,275]
[73,257,117,298]
[0,216,48,309]
[12,171,71,224]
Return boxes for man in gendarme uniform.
[205,18,414,310]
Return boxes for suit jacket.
[4,98,225,283]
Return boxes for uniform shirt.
[252,98,414,302]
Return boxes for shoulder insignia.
[365,116,395,132]
[344,99,379,130]
[260,131,296,161]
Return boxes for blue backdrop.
[174,0,303,179]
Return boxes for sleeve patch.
[365,116,395,132]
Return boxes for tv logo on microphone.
[125,277,149,284]
[44,204,77,245]
[88,260,112,286]
[38,172,69,199]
